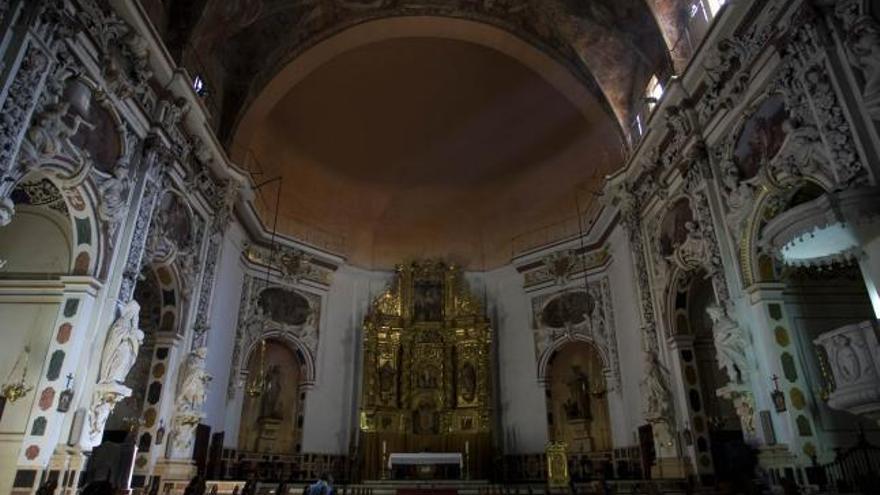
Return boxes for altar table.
[388,453,463,479]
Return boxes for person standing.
[307,474,329,495]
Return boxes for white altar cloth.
[388,453,463,469]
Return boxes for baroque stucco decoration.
[532,275,620,392]
[228,273,320,399]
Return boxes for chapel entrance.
[358,261,493,480]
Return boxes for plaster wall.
[604,225,647,447]
[205,223,248,436]
[0,299,60,494]
[0,208,71,274]
[300,266,390,454]
[483,265,548,454]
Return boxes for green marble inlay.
[781,352,798,382]
[30,417,47,436]
[47,350,64,381]
[768,303,782,321]
[63,299,79,317]
[796,415,812,436]
[75,218,91,245]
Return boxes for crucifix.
[57,373,75,413]
[770,374,786,413]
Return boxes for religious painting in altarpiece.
[360,260,492,479]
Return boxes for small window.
[192,75,207,97]
[646,75,664,113]
[632,114,644,138]
[705,0,726,17]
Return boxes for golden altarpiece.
[360,261,493,479]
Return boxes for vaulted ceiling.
[143,0,694,269]
[152,0,692,142]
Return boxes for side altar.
[359,261,494,480]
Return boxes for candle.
[382,440,387,455]
[465,441,469,454]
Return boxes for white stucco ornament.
[814,320,880,424]
[761,187,880,268]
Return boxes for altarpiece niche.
[360,261,493,479]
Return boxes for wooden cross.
[771,374,780,391]
[64,373,74,389]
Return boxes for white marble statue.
[99,301,144,385]
[176,347,212,413]
[98,165,131,224]
[23,102,93,164]
[706,302,750,384]
[641,351,673,424]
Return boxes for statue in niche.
[414,401,438,434]
[460,363,476,403]
[563,365,591,421]
[100,301,144,385]
[379,362,395,397]
[413,281,442,321]
[259,364,282,419]
[417,366,439,389]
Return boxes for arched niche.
[238,339,305,454]
[745,181,829,285]
[668,268,714,338]
[1,176,75,276]
[544,341,612,453]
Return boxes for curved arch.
[4,167,102,277]
[536,334,611,387]
[739,179,831,286]
[231,16,621,161]
[240,330,316,390]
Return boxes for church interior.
[2,0,880,494]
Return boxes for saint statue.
[379,362,395,397]
[414,401,437,434]
[641,351,672,424]
[259,364,282,419]
[100,301,144,385]
[177,347,212,413]
[706,302,750,384]
[563,365,591,420]
[460,363,476,403]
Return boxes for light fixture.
[246,338,267,398]
[244,174,283,398]
[2,346,33,403]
